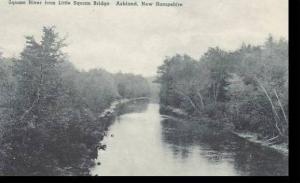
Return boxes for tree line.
[156,35,288,144]
[0,27,150,175]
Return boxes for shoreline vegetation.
[156,35,288,158]
[160,105,288,156]
[231,131,288,156]
[0,27,152,175]
[98,97,149,118]
[0,26,288,175]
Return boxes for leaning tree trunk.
[274,89,288,125]
[174,88,201,114]
[196,91,205,109]
[255,78,284,137]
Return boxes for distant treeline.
[156,36,288,143]
[0,27,150,175]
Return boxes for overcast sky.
[0,0,288,76]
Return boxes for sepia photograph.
[0,0,288,176]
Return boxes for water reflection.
[160,117,288,176]
[116,99,149,115]
[91,103,288,176]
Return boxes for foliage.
[156,35,288,143]
[0,27,150,175]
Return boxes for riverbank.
[52,97,150,175]
[87,97,150,174]
[159,104,288,157]
[159,105,189,119]
[98,97,149,118]
[231,131,288,156]
[95,97,150,144]
[90,103,288,176]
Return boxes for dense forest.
[156,36,288,145]
[0,26,288,175]
[0,27,151,175]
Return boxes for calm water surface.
[90,102,288,176]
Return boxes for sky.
[0,0,288,76]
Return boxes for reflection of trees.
[117,100,149,115]
[171,147,188,160]
[102,100,149,130]
[168,144,190,160]
[160,118,198,160]
[231,142,288,175]
[160,118,288,175]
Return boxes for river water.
[90,102,288,176]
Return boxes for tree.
[2,26,68,175]
[156,35,288,143]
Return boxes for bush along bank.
[159,104,288,156]
[0,27,151,175]
[156,36,288,156]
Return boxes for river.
[90,101,288,176]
